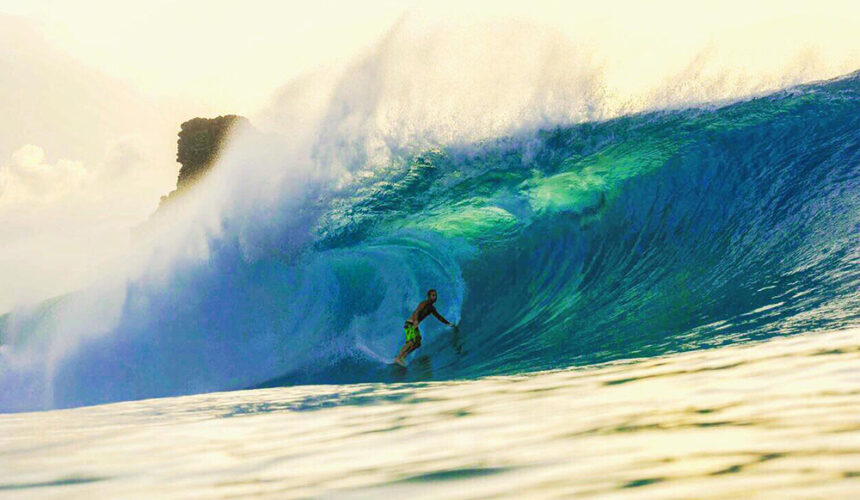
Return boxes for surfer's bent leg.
[396,323,422,362]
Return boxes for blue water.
[1,72,858,411]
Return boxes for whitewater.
[1,35,859,498]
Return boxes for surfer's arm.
[431,308,452,326]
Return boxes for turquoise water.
[0,72,859,410]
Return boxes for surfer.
[393,289,454,366]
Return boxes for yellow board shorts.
[404,322,420,343]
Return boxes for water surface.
[3,328,857,499]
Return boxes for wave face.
[2,73,859,410]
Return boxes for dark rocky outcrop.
[158,115,249,208]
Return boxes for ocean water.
[2,327,857,498]
[1,69,859,497]
[2,72,858,411]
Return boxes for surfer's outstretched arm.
[431,308,452,326]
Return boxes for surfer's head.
[427,289,438,303]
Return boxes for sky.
[2,1,858,115]
[0,0,409,115]
[1,0,859,312]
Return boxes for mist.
[0,15,194,312]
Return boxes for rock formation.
[158,115,248,208]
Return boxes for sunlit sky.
[3,0,858,115]
[1,0,859,312]
[1,0,408,114]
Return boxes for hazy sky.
[1,0,859,312]
[2,0,858,115]
[1,0,409,115]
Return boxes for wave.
[2,72,859,411]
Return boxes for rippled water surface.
[3,327,858,499]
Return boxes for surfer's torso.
[407,300,440,327]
